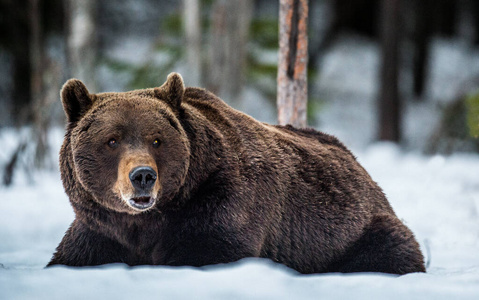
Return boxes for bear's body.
[48,73,425,274]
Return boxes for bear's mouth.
[128,196,155,210]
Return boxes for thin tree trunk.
[3,0,50,182]
[436,0,456,37]
[412,0,432,98]
[277,0,308,128]
[28,0,62,169]
[29,0,43,110]
[29,0,49,168]
[66,0,97,91]
[11,3,32,124]
[471,0,479,45]
[0,0,32,125]
[183,0,202,86]
[378,0,401,142]
[208,0,253,104]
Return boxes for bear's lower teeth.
[134,197,150,204]
[128,197,154,209]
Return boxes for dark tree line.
[378,0,401,141]
[0,0,65,126]
[324,0,479,142]
[0,0,477,183]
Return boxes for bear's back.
[183,87,353,159]
[182,86,387,208]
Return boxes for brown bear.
[47,72,425,274]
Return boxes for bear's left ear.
[155,72,185,112]
[60,79,94,123]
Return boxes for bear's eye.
[107,138,119,149]
[152,139,160,148]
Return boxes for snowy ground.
[1,34,479,299]
[0,128,478,299]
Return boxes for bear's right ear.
[61,79,93,123]
[154,72,185,113]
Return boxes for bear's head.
[60,73,190,214]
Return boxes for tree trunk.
[412,0,432,98]
[436,0,456,37]
[183,0,202,86]
[471,0,479,45]
[3,0,62,182]
[277,0,308,128]
[65,0,97,91]
[378,0,401,142]
[29,0,49,168]
[0,0,32,125]
[332,0,379,38]
[28,0,63,169]
[208,0,253,104]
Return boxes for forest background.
[1,1,479,298]
[1,0,479,180]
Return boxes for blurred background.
[1,0,479,180]
[2,2,479,294]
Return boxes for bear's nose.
[129,166,157,192]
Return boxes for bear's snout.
[112,151,161,213]
[127,166,158,210]
[129,166,157,193]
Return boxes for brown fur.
[48,73,425,274]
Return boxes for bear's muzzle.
[128,166,157,210]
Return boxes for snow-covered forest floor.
[0,132,478,299]
[1,35,479,298]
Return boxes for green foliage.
[101,11,185,90]
[307,97,323,125]
[246,52,277,100]
[466,92,479,138]
[440,98,469,139]
[101,6,323,124]
[201,0,215,8]
[161,14,183,36]
[102,54,180,91]
[246,18,279,105]
[426,93,479,154]
[250,18,279,50]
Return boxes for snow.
[1,130,479,299]
[1,32,479,300]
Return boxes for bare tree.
[378,0,402,142]
[183,0,202,86]
[277,0,309,128]
[412,0,432,98]
[0,0,32,125]
[65,0,97,91]
[208,0,253,104]
[3,0,63,184]
[29,0,49,168]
